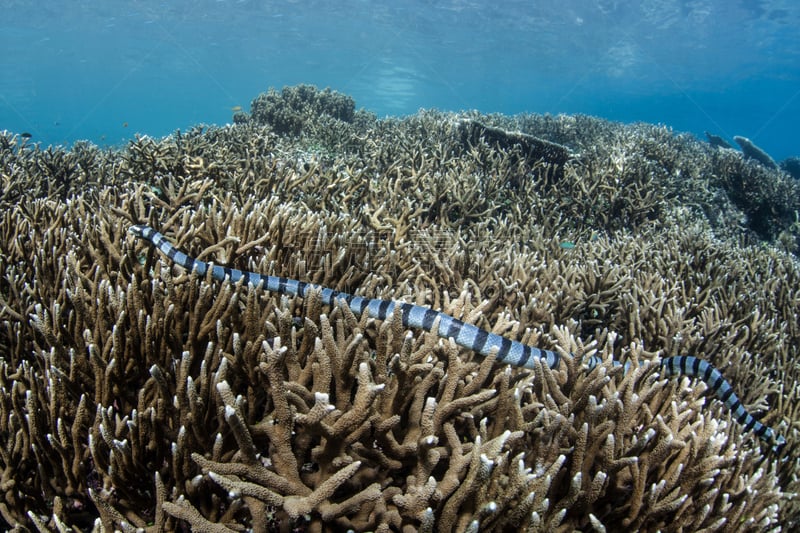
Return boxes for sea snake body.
[129,225,786,454]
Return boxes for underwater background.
[1,0,798,160]
[2,1,800,532]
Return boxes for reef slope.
[0,85,798,531]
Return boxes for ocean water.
[1,0,798,161]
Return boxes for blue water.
[1,1,798,161]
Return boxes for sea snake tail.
[661,355,785,454]
[129,224,786,454]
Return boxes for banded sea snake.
[130,224,786,454]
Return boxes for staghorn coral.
[0,87,799,530]
[248,84,360,137]
[0,190,791,532]
[710,148,800,241]
[132,224,785,452]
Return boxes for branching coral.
[0,87,798,530]
[248,84,359,137]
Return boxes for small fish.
[20,132,32,139]
[559,241,576,249]
[231,105,243,112]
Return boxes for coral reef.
[0,86,799,531]
[246,84,360,136]
[132,224,785,451]
[710,147,800,242]
[456,119,573,169]
[780,157,800,181]
[734,135,778,170]
[705,131,733,149]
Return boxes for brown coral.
[0,86,798,531]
